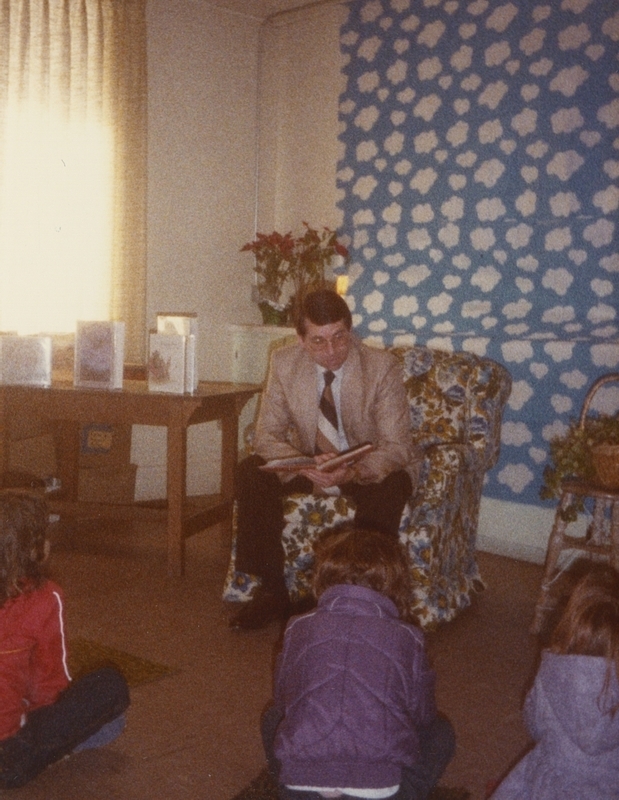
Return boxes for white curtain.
[0,0,146,362]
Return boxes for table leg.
[167,418,187,577]
[219,409,240,537]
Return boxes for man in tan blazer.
[230,289,420,631]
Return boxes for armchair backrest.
[390,345,512,470]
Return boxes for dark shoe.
[229,588,290,631]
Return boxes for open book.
[259,442,374,473]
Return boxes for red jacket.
[0,580,71,740]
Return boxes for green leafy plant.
[540,415,619,521]
[241,223,349,324]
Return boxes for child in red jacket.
[0,490,129,788]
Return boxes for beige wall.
[138,0,346,499]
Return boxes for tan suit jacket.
[254,336,420,486]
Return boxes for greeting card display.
[74,321,125,390]
[148,332,187,394]
[0,335,53,387]
[155,312,199,392]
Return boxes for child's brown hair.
[0,490,49,607]
[550,563,619,714]
[312,525,413,620]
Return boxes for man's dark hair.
[295,289,353,336]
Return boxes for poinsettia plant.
[241,223,349,324]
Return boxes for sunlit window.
[0,103,114,335]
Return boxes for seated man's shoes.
[229,587,290,631]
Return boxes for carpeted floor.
[231,768,470,800]
[68,637,180,688]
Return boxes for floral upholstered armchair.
[223,345,512,629]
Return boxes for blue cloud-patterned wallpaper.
[336,0,619,507]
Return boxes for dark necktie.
[315,370,339,455]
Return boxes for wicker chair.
[223,344,512,628]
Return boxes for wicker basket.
[579,374,619,491]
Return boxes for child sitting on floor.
[261,525,455,800]
[0,490,130,789]
[490,563,619,799]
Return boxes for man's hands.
[299,452,356,488]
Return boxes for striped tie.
[315,370,340,455]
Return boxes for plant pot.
[258,301,289,327]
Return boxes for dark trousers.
[261,703,455,800]
[0,667,130,789]
[235,454,412,593]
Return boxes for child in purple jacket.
[261,526,455,800]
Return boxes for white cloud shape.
[486,40,511,66]
[462,338,490,357]
[441,196,465,221]
[362,290,384,313]
[478,80,509,109]
[516,255,539,272]
[387,59,408,85]
[503,298,532,319]
[530,362,548,379]
[497,463,534,494]
[353,175,379,200]
[417,20,446,48]
[597,99,619,130]
[588,303,616,324]
[549,65,589,97]
[414,131,439,153]
[508,380,534,410]
[451,45,473,72]
[511,107,538,136]
[471,265,502,292]
[583,219,615,247]
[462,299,492,318]
[542,268,573,296]
[384,131,404,156]
[413,94,442,121]
[352,210,375,226]
[545,227,572,251]
[551,394,573,414]
[547,150,585,180]
[591,278,613,298]
[377,224,398,247]
[474,158,506,187]
[541,306,575,324]
[591,344,619,368]
[470,228,497,251]
[544,341,575,362]
[560,369,588,390]
[382,202,402,224]
[393,296,419,316]
[355,105,381,131]
[502,422,533,446]
[558,23,591,51]
[529,447,547,465]
[446,120,469,147]
[427,292,453,316]
[476,198,506,221]
[506,224,534,249]
[409,167,438,194]
[549,192,580,217]
[443,274,461,290]
[407,228,432,250]
[515,277,534,293]
[478,119,503,144]
[519,27,545,56]
[358,36,382,61]
[551,107,584,134]
[593,185,619,214]
[417,56,442,81]
[358,71,380,93]
[357,140,379,161]
[398,264,431,287]
[601,254,619,273]
[515,189,537,216]
[438,223,460,247]
[542,420,570,442]
[502,340,533,364]
[486,3,518,33]
[412,204,434,224]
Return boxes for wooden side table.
[530,478,619,634]
[0,380,260,576]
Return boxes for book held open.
[259,442,374,473]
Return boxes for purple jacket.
[273,584,437,789]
